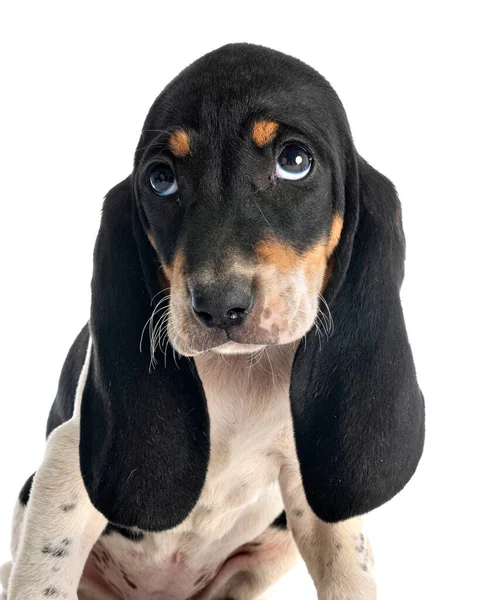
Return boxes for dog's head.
[81,44,424,531]
[132,46,352,357]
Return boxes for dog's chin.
[212,342,267,355]
[168,308,318,358]
[170,338,266,358]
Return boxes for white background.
[0,2,495,598]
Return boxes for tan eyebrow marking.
[252,120,279,147]
[168,129,190,157]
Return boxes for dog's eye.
[276,145,312,180]
[149,163,178,197]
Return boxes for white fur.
[5,338,108,600]
[3,340,376,600]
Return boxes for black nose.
[191,284,254,329]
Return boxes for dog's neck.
[193,342,298,482]
[193,342,298,403]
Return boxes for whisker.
[253,198,275,233]
[246,347,266,381]
[265,347,276,388]
[141,289,174,370]
[318,292,334,336]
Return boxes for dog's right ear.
[79,176,210,532]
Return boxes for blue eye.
[276,145,312,180]
[149,163,178,197]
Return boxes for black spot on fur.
[100,550,112,566]
[355,533,365,553]
[61,503,76,512]
[109,581,122,594]
[121,571,138,589]
[292,509,305,518]
[42,543,69,559]
[19,473,35,506]
[271,511,287,530]
[194,574,209,586]
[43,587,60,597]
[103,523,144,542]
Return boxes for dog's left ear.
[290,153,425,523]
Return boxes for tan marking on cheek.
[327,214,344,257]
[321,214,344,290]
[302,243,328,293]
[256,240,327,341]
[168,129,190,157]
[322,255,335,289]
[252,120,279,147]
[161,249,186,286]
[147,232,158,251]
[256,240,300,272]
[147,233,171,290]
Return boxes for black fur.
[271,512,288,530]
[135,45,348,297]
[47,325,89,435]
[290,157,425,521]
[19,473,35,506]
[102,524,144,542]
[36,43,423,530]
[78,179,210,531]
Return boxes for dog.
[1,43,424,600]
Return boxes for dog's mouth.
[166,322,276,358]
[162,291,321,358]
[212,341,268,355]
[150,254,330,359]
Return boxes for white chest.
[86,346,297,599]
[185,346,295,536]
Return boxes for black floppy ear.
[290,155,425,523]
[79,176,209,531]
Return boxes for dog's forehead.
[142,44,339,146]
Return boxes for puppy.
[1,43,424,600]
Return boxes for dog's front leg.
[7,419,107,600]
[279,463,376,600]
